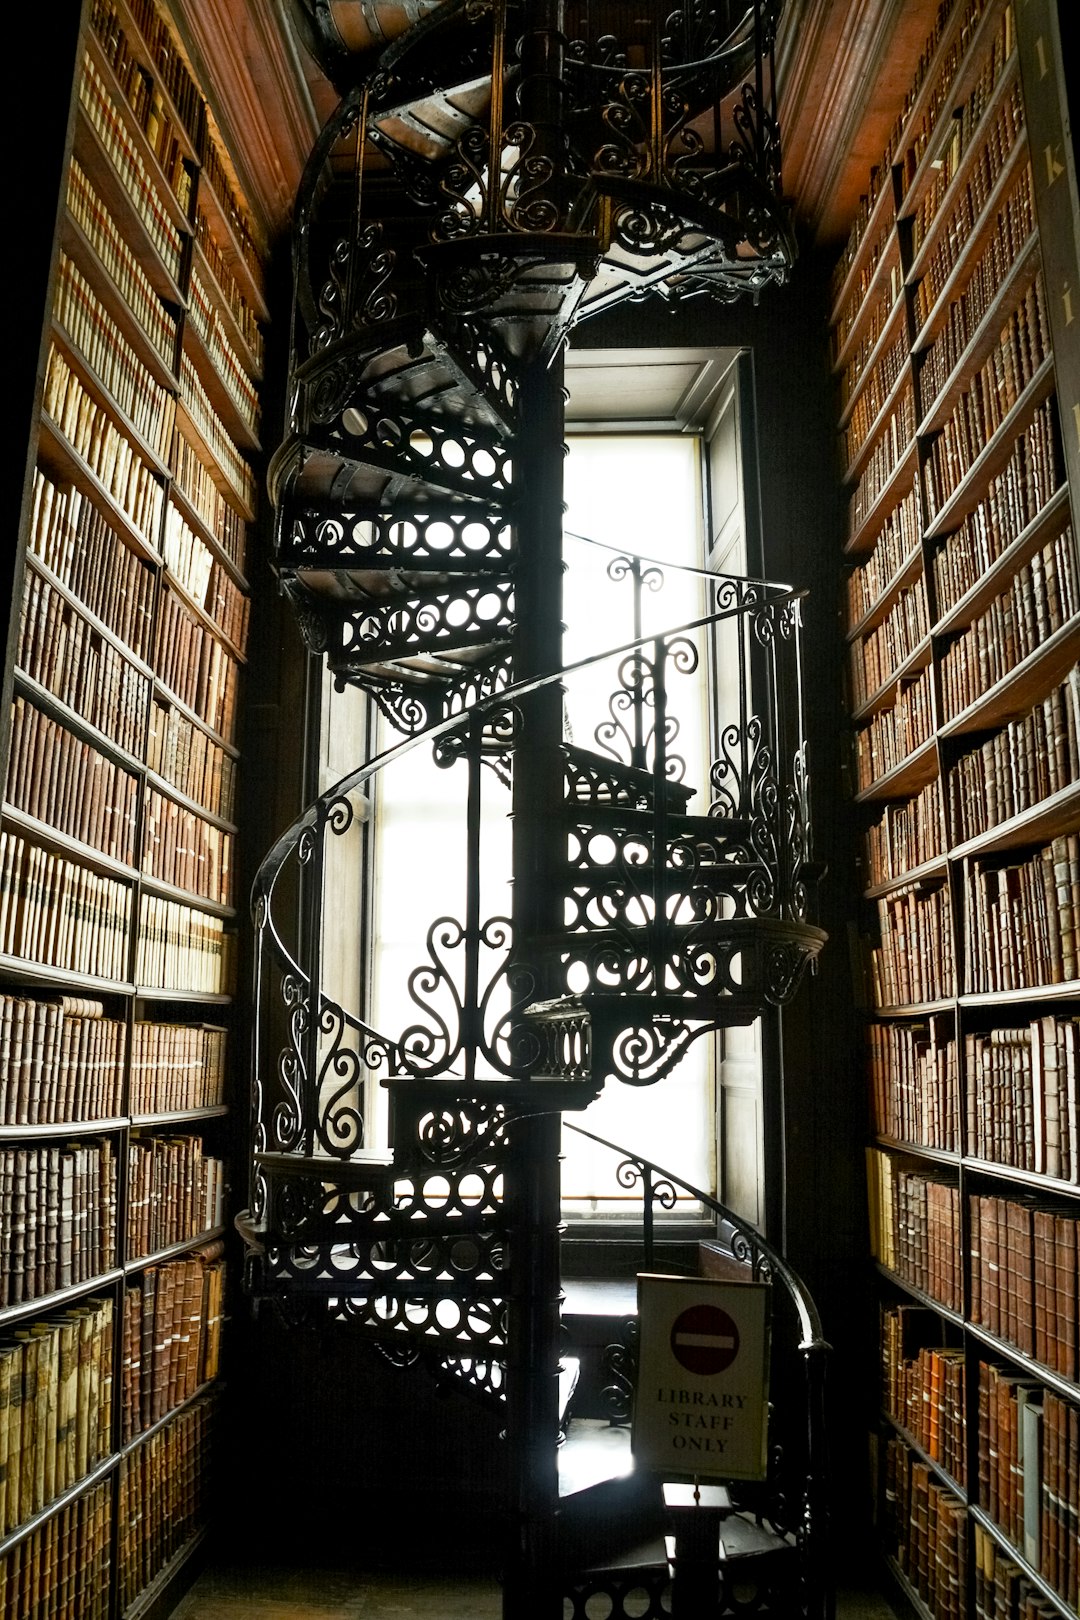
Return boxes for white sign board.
[632,1274,771,1482]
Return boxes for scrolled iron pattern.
[499,121,562,233]
[282,509,514,569]
[396,917,467,1079]
[332,399,514,495]
[366,680,434,737]
[436,1353,507,1407]
[609,195,700,258]
[273,1176,335,1243]
[415,1101,510,1169]
[610,1016,716,1085]
[435,122,490,240]
[304,355,363,428]
[335,579,515,659]
[599,1314,639,1423]
[563,751,651,810]
[329,1291,505,1350]
[595,71,652,180]
[594,644,690,782]
[314,235,352,351]
[271,975,307,1153]
[352,220,399,328]
[764,938,814,1004]
[262,1219,507,1289]
[313,998,395,1158]
[605,552,664,596]
[709,715,755,822]
[729,80,782,192]
[375,1340,423,1369]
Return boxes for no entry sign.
[670,1304,740,1374]
[633,1274,770,1482]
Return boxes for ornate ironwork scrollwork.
[599,1315,639,1423]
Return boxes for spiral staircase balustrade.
[253,5,824,1610]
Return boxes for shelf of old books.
[835,0,1079,1613]
[1,1,263,1613]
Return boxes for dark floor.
[172,1560,901,1618]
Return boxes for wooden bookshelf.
[833,1,1079,1615]
[0,1,264,1614]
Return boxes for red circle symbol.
[670,1304,740,1375]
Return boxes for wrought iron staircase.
[243,3,830,1616]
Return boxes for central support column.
[504,339,568,1619]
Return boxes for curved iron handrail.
[251,582,803,938]
[563,1120,825,1351]
[563,526,793,591]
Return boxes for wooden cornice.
[777,0,941,250]
[171,0,326,248]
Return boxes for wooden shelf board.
[181,314,261,454]
[93,0,202,167]
[871,996,957,1018]
[23,549,157,677]
[61,208,181,395]
[1,803,138,884]
[124,1226,226,1271]
[842,365,913,489]
[84,28,194,238]
[190,236,264,382]
[194,160,269,324]
[846,545,924,642]
[174,397,256,523]
[0,1268,126,1333]
[122,1525,210,1620]
[881,1413,965,1499]
[892,0,1003,221]
[150,678,240,761]
[166,483,248,591]
[12,669,145,779]
[939,616,1080,738]
[139,869,235,918]
[948,781,1080,862]
[922,354,1056,541]
[132,987,233,1005]
[0,1116,127,1140]
[829,174,899,333]
[963,1156,1080,1201]
[163,563,248,666]
[910,136,1032,353]
[916,233,1042,437]
[873,1135,959,1166]
[968,1503,1079,1616]
[0,1451,119,1560]
[0,952,135,997]
[834,277,907,410]
[70,108,188,307]
[864,855,949,899]
[900,40,1020,249]
[130,1106,228,1126]
[931,484,1071,636]
[851,635,934,721]
[145,767,237,835]
[959,979,1080,1009]
[36,412,165,568]
[875,1261,964,1326]
[854,737,939,804]
[847,439,920,556]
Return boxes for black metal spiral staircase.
[242,4,830,1615]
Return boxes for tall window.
[559,432,714,1210]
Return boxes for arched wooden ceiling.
[168,0,941,263]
